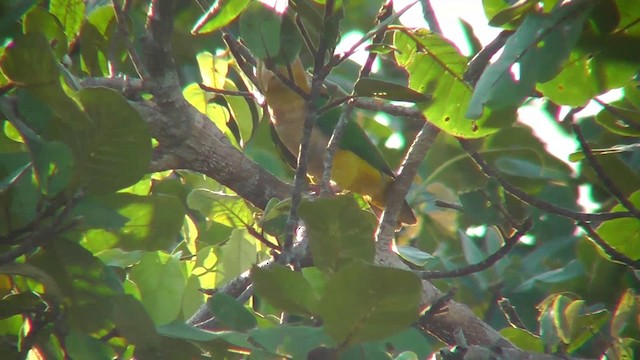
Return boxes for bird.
[256,57,417,226]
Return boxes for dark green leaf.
[112,294,161,352]
[567,309,610,353]
[76,87,152,194]
[274,14,303,65]
[192,0,252,34]
[158,321,254,348]
[488,0,537,27]
[298,195,376,274]
[239,2,281,60]
[65,331,115,360]
[207,292,257,331]
[23,7,68,59]
[595,190,640,261]
[595,100,640,137]
[81,193,185,252]
[249,326,335,359]
[468,1,593,118]
[1,33,59,84]
[251,265,319,316]
[129,251,187,326]
[459,189,503,225]
[317,261,421,345]
[0,292,45,319]
[259,198,290,240]
[589,0,620,35]
[354,78,431,103]
[551,294,575,343]
[29,240,121,332]
[611,289,639,337]
[514,260,584,292]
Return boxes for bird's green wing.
[316,106,396,178]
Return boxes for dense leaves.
[0,0,638,359]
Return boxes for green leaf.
[394,29,516,138]
[76,87,152,194]
[567,309,610,353]
[468,1,593,118]
[354,78,431,103]
[488,0,537,27]
[317,261,421,345]
[192,0,252,34]
[514,260,584,292]
[595,100,640,137]
[298,195,376,274]
[239,2,281,60]
[187,189,253,227]
[595,190,640,261]
[23,7,68,59]
[215,229,258,286]
[395,245,435,267]
[82,193,186,252]
[129,251,187,326]
[112,294,161,352]
[274,13,303,65]
[65,331,115,360]
[611,289,639,337]
[0,292,45,319]
[249,325,335,359]
[538,307,561,352]
[459,189,504,225]
[251,265,319,316]
[552,294,576,343]
[158,321,254,348]
[500,328,544,353]
[224,80,255,145]
[28,240,121,332]
[537,21,640,106]
[49,0,85,44]
[260,198,290,239]
[1,33,59,84]
[183,83,239,147]
[28,140,73,196]
[207,292,257,331]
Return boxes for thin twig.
[376,122,440,245]
[463,30,513,86]
[434,200,464,212]
[498,297,530,332]
[593,98,640,132]
[295,14,317,55]
[572,122,640,218]
[112,0,149,79]
[458,139,633,222]
[282,0,337,253]
[577,221,640,269]
[198,83,255,98]
[415,219,532,280]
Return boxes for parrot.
[256,57,417,225]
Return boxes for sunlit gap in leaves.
[335,30,380,73]
[259,0,287,14]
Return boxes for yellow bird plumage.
[257,58,417,225]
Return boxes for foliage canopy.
[0,0,639,359]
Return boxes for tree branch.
[572,122,640,218]
[458,139,633,222]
